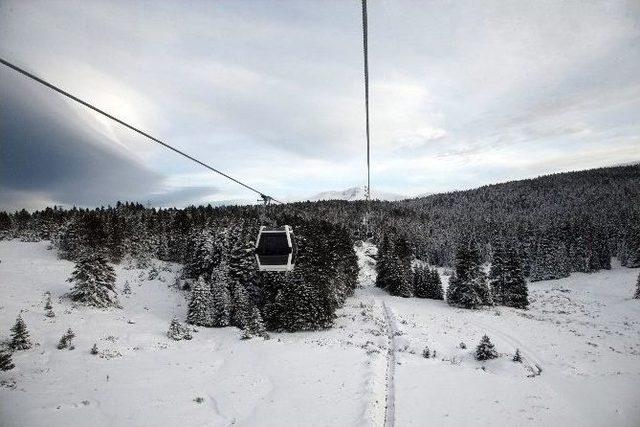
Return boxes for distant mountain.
[306,186,406,202]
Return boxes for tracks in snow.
[381,302,397,427]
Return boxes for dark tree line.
[1,165,638,322]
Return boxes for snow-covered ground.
[1,240,639,426]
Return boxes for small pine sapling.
[459,342,467,349]
[57,334,68,350]
[475,335,498,361]
[635,271,640,299]
[44,295,53,310]
[0,351,15,371]
[513,348,522,362]
[422,346,431,359]
[167,317,192,341]
[57,328,75,350]
[10,315,32,350]
[90,343,99,355]
[123,281,132,295]
[65,328,76,349]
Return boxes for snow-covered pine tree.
[186,276,213,327]
[54,219,84,260]
[491,240,528,308]
[210,259,232,327]
[126,214,154,268]
[375,234,394,289]
[90,343,99,355]
[241,306,269,340]
[123,280,132,295]
[268,271,323,332]
[0,351,15,371]
[475,335,498,360]
[513,348,522,362]
[502,246,529,309]
[489,240,507,305]
[385,254,413,297]
[446,241,492,309]
[167,317,192,341]
[414,266,443,299]
[427,269,444,300]
[44,294,56,317]
[57,328,75,350]
[230,283,253,329]
[183,229,221,280]
[531,234,570,281]
[413,265,430,298]
[67,252,119,308]
[10,315,32,350]
[634,271,640,299]
[227,228,257,287]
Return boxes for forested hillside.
[0,164,638,328]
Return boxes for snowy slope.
[358,244,640,427]
[0,241,385,427]
[1,240,639,427]
[307,186,406,202]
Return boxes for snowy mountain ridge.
[306,186,407,202]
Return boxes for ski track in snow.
[381,302,397,427]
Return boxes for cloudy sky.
[1,0,639,210]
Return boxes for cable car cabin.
[255,225,296,272]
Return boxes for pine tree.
[10,315,32,350]
[210,259,232,327]
[67,252,119,308]
[386,255,413,297]
[414,266,443,300]
[422,346,431,358]
[634,271,640,299]
[531,234,570,281]
[447,241,492,309]
[427,269,444,300]
[57,328,76,350]
[0,351,15,371]
[268,271,324,332]
[44,294,55,317]
[230,283,253,329]
[167,317,192,341]
[90,343,99,355]
[183,229,222,280]
[123,280,132,295]
[502,247,529,309]
[186,276,213,327]
[413,266,430,298]
[375,234,394,289]
[489,241,507,305]
[241,306,269,340]
[475,335,498,361]
[513,348,522,362]
[491,241,528,308]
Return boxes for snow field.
[1,240,639,426]
[0,241,378,427]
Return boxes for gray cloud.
[1,0,639,208]
[0,71,163,210]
